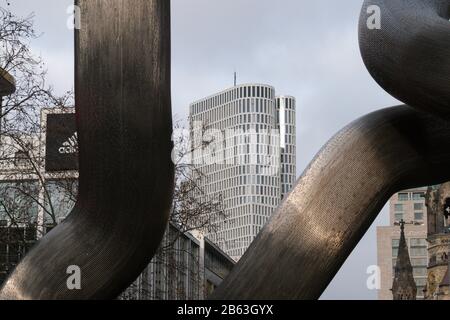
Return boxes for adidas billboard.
[45,112,79,172]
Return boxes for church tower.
[392,220,417,300]
[437,268,450,300]
[424,183,450,300]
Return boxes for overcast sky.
[3,0,403,300]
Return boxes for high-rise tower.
[189,84,297,260]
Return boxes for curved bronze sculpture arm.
[0,0,173,300]
[359,0,450,119]
[213,0,450,299]
[213,106,450,300]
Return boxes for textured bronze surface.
[0,0,173,300]
[359,0,450,119]
[212,0,450,300]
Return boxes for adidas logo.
[59,132,78,154]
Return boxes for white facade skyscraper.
[189,84,296,261]
[276,96,297,199]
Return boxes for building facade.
[189,84,296,260]
[377,188,428,300]
[121,225,235,300]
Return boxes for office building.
[121,224,235,300]
[189,84,296,260]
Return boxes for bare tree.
[0,5,74,284]
[0,5,72,133]
[168,120,225,241]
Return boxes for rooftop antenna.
[234,71,237,87]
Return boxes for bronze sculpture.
[0,0,174,299]
[1,0,450,300]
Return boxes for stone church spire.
[392,220,417,300]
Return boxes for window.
[414,212,424,221]
[414,203,424,210]
[394,204,404,212]
[398,193,409,201]
[412,192,424,200]
[14,150,29,167]
[413,267,427,277]
[44,180,78,224]
[392,239,400,257]
[410,247,427,257]
[395,213,404,222]
[410,238,427,246]
[411,258,427,267]
[0,181,39,222]
[415,278,427,286]
[392,248,399,258]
